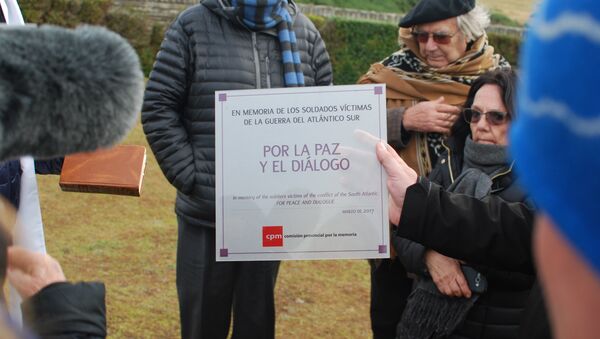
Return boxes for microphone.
[0,24,144,161]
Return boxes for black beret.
[399,0,475,27]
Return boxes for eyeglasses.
[463,108,510,126]
[411,30,459,44]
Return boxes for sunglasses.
[411,30,458,45]
[463,108,510,126]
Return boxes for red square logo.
[263,226,283,247]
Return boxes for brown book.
[59,145,147,196]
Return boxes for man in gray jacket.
[142,1,332,338]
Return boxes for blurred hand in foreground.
[376,142,418,224]
[7,246,66,299]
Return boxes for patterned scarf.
[358,28,510,175]
[384,31,509,84]
[230,0,305,87]
[362,28,510,105]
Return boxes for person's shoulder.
[170,3,222,36]
[294,12,319,31]
[294,12,311,23]
[176,4,214,25]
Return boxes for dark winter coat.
[22,282,106,338]
[0,160,21,208]
[395,134,536,339]
[0,159,62,209]
[142,0,332,227]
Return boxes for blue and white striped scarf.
[230,0,305,87]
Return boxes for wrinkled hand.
[7,246,67,299]
[403,97,460,134]
[389,198,401,227]
[425,249,471,298]
[376,142,418,224]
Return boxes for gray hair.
[456,5,490,42]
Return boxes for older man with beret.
[359,0,509,337]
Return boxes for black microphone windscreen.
[0,24,144,161]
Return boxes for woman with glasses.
[390,68,535,339]
[358,0,510,337]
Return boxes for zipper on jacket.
[442,138,514,187]
[252,33,261,89]
[490,160,515,181]
[441,140,455,184]
[265,56,272,88]
[489,160,515,193]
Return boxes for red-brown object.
[59,145,147,196]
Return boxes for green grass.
[297,0,536,25]
[490,12,522,27]
[296,0,418,13]
[39,122,372,338]
[479,0,537,25]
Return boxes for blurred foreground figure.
[0,232,106,338]
[0,0,49,324]
[510,0,600,338]
[0,1,144,335]
[0,195,107,338]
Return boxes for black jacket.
[17,282,106,338]
[0,160,21,208]
[0,159,63,209]
[395,135,537,339]
[397,178,552,339]
[142,0,332,227]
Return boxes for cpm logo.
[262,226,283,247]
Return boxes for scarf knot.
[448,137,510,199]
[231,0,305,87]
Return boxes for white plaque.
[215,84,389,261]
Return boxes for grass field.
[37,122,372,338]
[295,0,418,13]
[478,0,539,25]
[296,0,538,25]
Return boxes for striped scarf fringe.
[231,0,305,87]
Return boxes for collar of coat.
[203,0,299,35]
